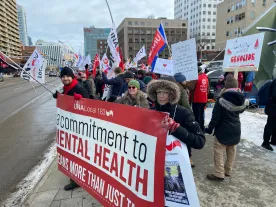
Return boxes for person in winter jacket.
[214,75,225,98]
[115,80,149,108]
[94,70,105,98]
[78,73,94,99]
[137,70,147,82]
[101,67,124,101]
[205,77,248,181]
[174,73,192,111]
[143,76,153,85]
[118,71,146,96]
[53,67,89,99]
[52,67,89,191]
[262,78,276,151]
[147,79,205,152]
[187,63,209,131]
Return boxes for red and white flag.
[141,63,147,71]
[92,53,100,78]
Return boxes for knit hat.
[124,71,135,79]
[128,79,140,90]
[147,80,181,105]
[159,76,176,82]
[143,76,152,85]
[174,73,186,83]
[225,74,238,89]
[60,67,75,79]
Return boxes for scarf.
[63,79,78,95]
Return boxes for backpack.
[258,81,272,106]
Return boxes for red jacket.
[193,73,209,103]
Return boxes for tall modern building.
[28,36,33,46]
[215,0,275,50]
[84,26,111,59]
[35,40,74,67]
[174,0,224,51]
[117,17,188,61]
[17,4,28,46]
[0,0,22,60]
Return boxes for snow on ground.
[205,108,276,152]
[2,143,57,207]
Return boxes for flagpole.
[0,50,54,94]
[161,20,172,58]
[105,0,114,24]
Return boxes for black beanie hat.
[124,71,134,79]
[60,67,75,79]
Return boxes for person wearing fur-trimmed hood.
[147,79,206,151]
[205,76,249,181]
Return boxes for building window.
[235,12,245,21]
[129,38,133,43]
[263,0,266,6]
[202,18,206,22]
[134,22,138,26]
[203,4,206,7]
[250,11,255,19]
[128,21,132,25]
[213,11,216,15]
[207,46,210,50]
[207,18,211,22]
[212,32,215,36]
[213,4,216,8]
[213,25,216,29]
[165,22,169,26]
[129,47,133,51]
[208,11,211,15]
[207,25,211,29]
[227,7,230,12]
[182,23,186,27]
[135,38,139,43]
[213,19,216,22]
[141,22,145,26]
[208,4,211,7]
[203,11,206,14]
[226,31,229,37]
[141,38,145,43]
[212,46,215,50]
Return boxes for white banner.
[107,23,121,64]
[223,33,265,71]
[153,58,174,76]
[172,39,198,81]
[165,135,200,207]
[76,54,83,67]
[133,45,147,63]
[100,53,110,71]
[21,49,47,84]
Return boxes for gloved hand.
[162,115,180,133]
[53,90,59,99]
[205,128,213,134]
[74,93,83,100]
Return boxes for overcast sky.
[17,0,174,53]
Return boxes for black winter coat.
[63,83,89,98]
[151,103,205,150]
[102,72,124,97]
[265,79,276,117]
[208,91,247,145]
[79,80,93,99]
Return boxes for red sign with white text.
[56,95,167,207]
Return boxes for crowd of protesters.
[53,63,276,189]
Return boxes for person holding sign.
[147,79,206,150]
[115,80,149,108]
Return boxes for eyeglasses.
[128,86,136,90]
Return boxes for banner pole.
[0,50,54,94]
[105,0,114,24]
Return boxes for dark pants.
[263,115,276,145]
[192,103,206,131]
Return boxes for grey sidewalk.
[22,159,102,207]
[23,136,276,207]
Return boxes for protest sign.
[165,135,200,207]
[223,33,265,72]
[172,39,198,81]
[56,95,168,207]
[153,58,174,76]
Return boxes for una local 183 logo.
[74,102,114,117]
[166,140,182,151]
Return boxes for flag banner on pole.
[21,49,47,84]
[141,63,148,71]
[148,24,167,70]
[79,55,92,71]
[92,53,100,78]
[76,54,83,67]
[101,53,110,72]
[133,45,147,63]
[107,23,121,65]
[124,58,131,69]
[165,135,200,207]
[56,95,167,207]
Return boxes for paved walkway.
[22,136,276,207]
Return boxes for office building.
[117,17,188,61]
[28,36,33,46]
[84,26,111,59]
[35,40,74,67]
[17,4,28,46]
[0,0,22,60]
[215,0,275,50]
[174,0,223,50]
[97,39,108,58]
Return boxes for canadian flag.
[92,53,100,78]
